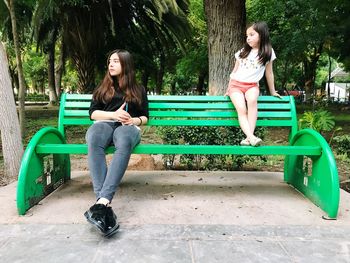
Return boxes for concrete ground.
[1,170,350,262]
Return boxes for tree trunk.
[155,52,165,95]
[170,79,176,95]
[303,44,323,102]
[196,70,207,95]
[0,42,23,180]
[47,44,58,105]
[62,5,105,94]
[141,69,150,92]
[73,54,96,93]
[204,0,246,95]
[7,0,26,137]
[55,40,66,98]
[327,54,331,99]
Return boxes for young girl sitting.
[226,21,281,146]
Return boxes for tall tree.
[0,42,23,180]
[174,0,208,95]
[247,0,350,100]
[32,0,190,93]
[204,0,246,95]
[4,0,26,137]
[32,0,64,103]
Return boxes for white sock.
[96,197,110,206]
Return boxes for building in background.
[325,67,350,103]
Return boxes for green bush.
[332,135,350,158]
[156,125,266,170]
[299,109,335,134]
[15,93,49,101]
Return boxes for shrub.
[299,109,335,134]
[332,135,350,158]
[156,125,266,170]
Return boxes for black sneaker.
[84,204,107,233]
[104,206,120,238]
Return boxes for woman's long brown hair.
[93,49,142,105]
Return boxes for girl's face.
[108,53,122,76]
[246,27,260,49]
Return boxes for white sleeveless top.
[230,48,276,83]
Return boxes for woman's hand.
[112,102,131,122]
[121,117,134,126]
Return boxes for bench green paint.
[17,93,339,218]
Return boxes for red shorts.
[225,79,259,96]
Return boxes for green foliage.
[160,0,208,95]
[247,0,350,92]
[299,110,335,133]
[61,61,79,93]
[23,47,47,90]
[156,125,266,170]
[332,135,350,158]
[155,126,181,168]
[24,93,49,101]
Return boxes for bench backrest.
[58,93,298,140]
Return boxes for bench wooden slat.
[64,110,90,117]
[149,111,293,118]
[62,119,93,125]
[65,94,93,100]
[147,119,294,126]
[65,94,292,103]
[64,101,292,110]
[65,101,91,108]
[61,119,295,127]
[64,110,293,119]
[36,144,322,156]
[148,102,291,110]
[147,95,291,102]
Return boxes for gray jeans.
[85,122,141,201]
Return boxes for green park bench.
[17,93,339,218]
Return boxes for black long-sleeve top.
[89,86,149,120]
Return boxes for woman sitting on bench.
[84,49,149,237]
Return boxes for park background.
[0,0,349,191]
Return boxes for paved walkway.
[1,171,350,262]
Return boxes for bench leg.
[284,128,339,219]
[17,127,70,215]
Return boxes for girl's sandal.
[240,138,250,146]
[249,136,262,147]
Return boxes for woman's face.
[108,53,122,76]
[246,26,260,49]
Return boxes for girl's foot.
[249,136,262,147]
[240,138,250,146]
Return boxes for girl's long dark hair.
[239,21,272,65]
[93,49,142,105]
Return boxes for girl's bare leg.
[244,87,260,135]
[229,91,254,139]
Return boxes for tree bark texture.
[47,44,58,104]
[8,0,26,136]
[0,42,23,179]
[156,52,165,95]
[55,40,66,98]
[204,0,246,95]
[303,43,323,101]
[63,5,105,93]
